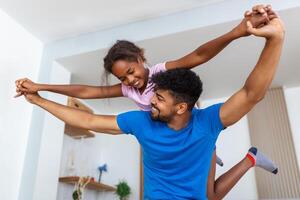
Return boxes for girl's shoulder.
[149,62,167,76]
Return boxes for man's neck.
[167,112,192,131]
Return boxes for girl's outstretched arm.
[15,78,123,99]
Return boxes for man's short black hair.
[151,68,203,110]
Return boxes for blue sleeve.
[202,103,225,138]
[116,111,147,136]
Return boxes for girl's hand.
[15,78,39,97]
[246,16,285,40]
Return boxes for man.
[18,7,284,200]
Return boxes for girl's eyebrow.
[118,67,132,80]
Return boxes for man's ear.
[176,102,188,115]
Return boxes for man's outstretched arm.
[23,93,122,135]
[220,14,285,127]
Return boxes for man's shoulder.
[192,103,224,120]
[199,103,224,113]
[116,111,153,135]
[118,110,151,120]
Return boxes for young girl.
[16,6,278,199]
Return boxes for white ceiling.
[1,0,299,110]
[0,0,224,42]
[57,7,300,110]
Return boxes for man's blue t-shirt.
[117,103,224,200]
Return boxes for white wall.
[57,97,140,200]
[201,97,258,200]
[0,8,43,200]
[24,1,300,199]
[283,85,300,171]
[33,62,71,200]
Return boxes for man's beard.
[150,105,169,122]
[150,109,161,121]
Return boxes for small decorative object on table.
[72,176,91,200]
[115,180,131,200]
[98,164,107,182]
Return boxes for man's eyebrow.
[156,92,165,100]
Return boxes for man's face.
[150,89,177,122]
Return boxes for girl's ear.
[139,48,146,62]
[137,56,143,64]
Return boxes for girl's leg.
[207,147,277,200]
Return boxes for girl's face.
[111,59,148,89]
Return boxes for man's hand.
[23,92,42,105]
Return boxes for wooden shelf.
[67,97,93,113]
[64,98,95,139]
[64,125,95,139]
[59,176,116,192]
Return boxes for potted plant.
[115,180,131,200]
